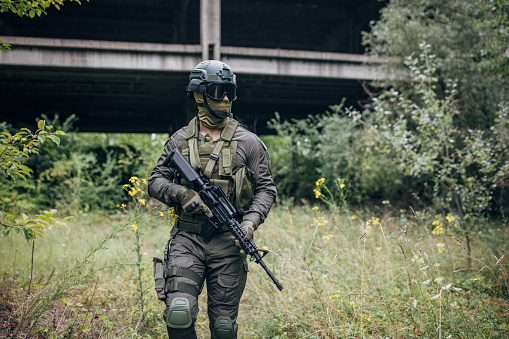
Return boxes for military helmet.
[186,60,237,102]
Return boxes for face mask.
[194,92,232,129]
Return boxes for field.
[1,204,508,338]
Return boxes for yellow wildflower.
[432,224,444,235]
[315,178,325,186]
[367,217,379,226]
[132,223,138,232]
[322,234,333,241]
[339,183,346,189]
[138,198,146,205]
[446,215,455,223]
[129,176,139,183]
[313,188,322,198]
[351,215,357,220]
[159,211,164,217]
[121,203,126,208]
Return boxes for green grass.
[1,205,508,338]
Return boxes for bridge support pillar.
[200,0,221,60]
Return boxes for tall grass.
[1,204,507,338]
[241,206,508,338]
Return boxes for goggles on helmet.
[204,82,237,102]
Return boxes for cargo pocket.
[153,257,166,301]
[218,274,241,301]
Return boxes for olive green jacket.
[147,122,276,228]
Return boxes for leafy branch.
[1,119,68,239]
[0,0,87,52]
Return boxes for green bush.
[1,115,169,214]
[347,44,509,265]
[266,106,410,206]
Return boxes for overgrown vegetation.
[0,115,166,215]
[1,0,508,337]
[362,0,509,129]
[1,186,508,338]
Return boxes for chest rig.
[175,117,254,234]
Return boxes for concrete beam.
[224,56,378,80]
[0,36,382,80]
[0,36,203,71]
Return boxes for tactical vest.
[175,117,255,233]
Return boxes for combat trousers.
[163,230,249,339]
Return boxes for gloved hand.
[230,220,255,255]
[177,187,213,218]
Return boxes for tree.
[350,44,509,265]
[0,0,85,52]
[363,0,509,128]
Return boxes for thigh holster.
[164,266,204,329]
[164,265,203,299]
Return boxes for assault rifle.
[162,149,284,291]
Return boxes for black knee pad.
[212,316,235,339]
[165,297,192,329]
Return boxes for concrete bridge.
[0,0,386,134]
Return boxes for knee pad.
[212,316,235,339]
[165,297,192,329]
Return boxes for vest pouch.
[234,167,255,214]
[153,257,166,301]
[209,179,230,198]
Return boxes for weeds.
[1,177,507,338]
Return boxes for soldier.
[148,60,277,339]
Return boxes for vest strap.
[204,140,225,178]
[220,119,238,141]
[188,138,201,171]
[186,117,198,140]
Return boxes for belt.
[176,218,230,234]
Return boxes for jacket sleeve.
[147,134,186,207]
[239,135,277,228]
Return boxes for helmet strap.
[199,95,230,118]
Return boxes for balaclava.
[194,92,232,129]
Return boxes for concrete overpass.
[0,0,386,134]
